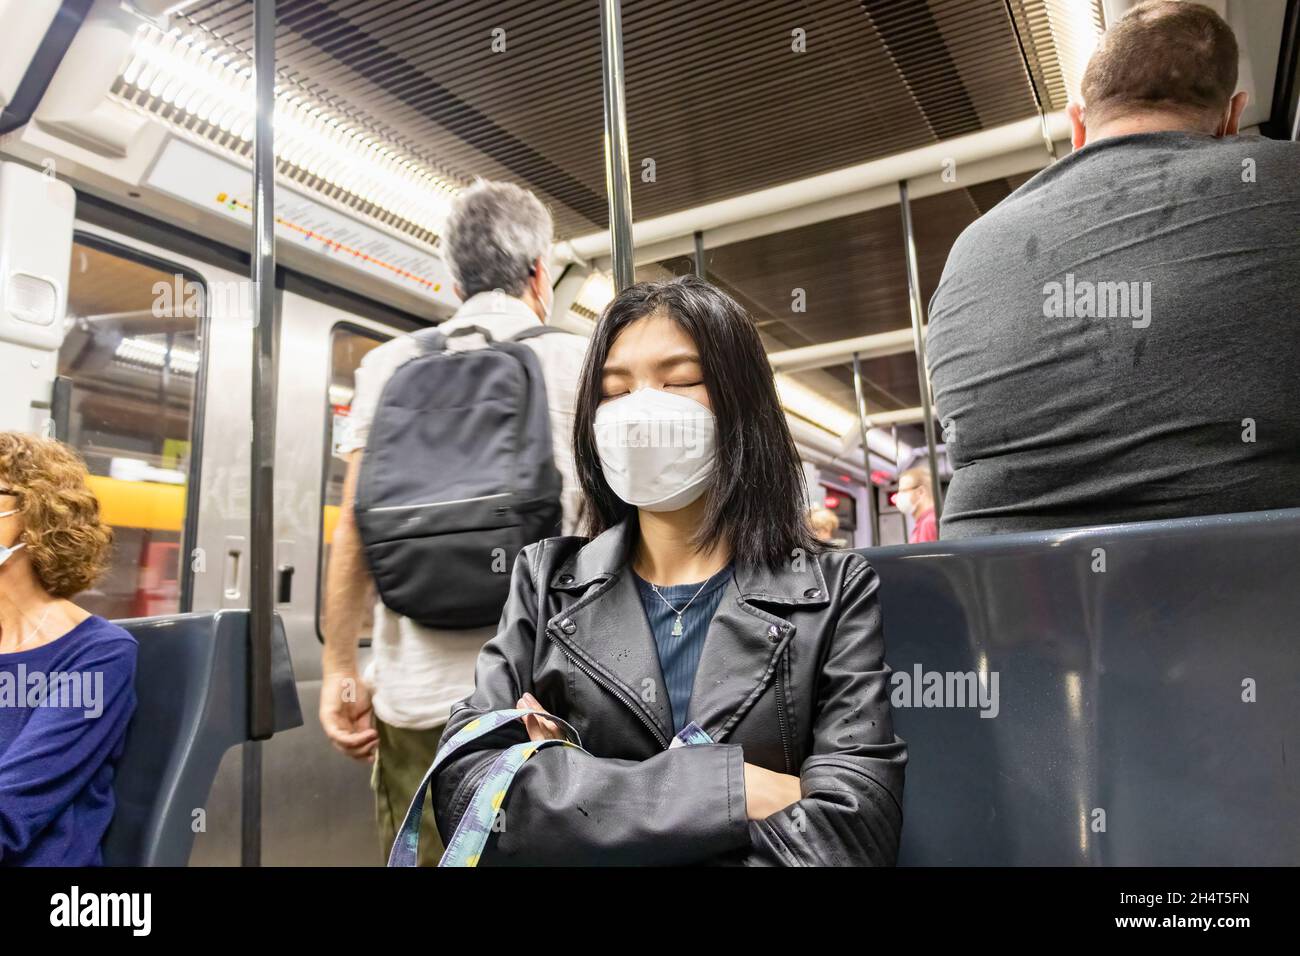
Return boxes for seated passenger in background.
[894,467,938,543]
[926,0,1300,538]
[431,276,906,866]
[807,505,840,544]
[319,179,589,866]
[0,432,137,866]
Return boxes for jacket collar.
[550,514,831,606]
[444,291,541,340]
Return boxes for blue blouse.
[0,615,138,866]
[632,566,733,733]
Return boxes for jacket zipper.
[774,663,793,774]
[557,641,670,749]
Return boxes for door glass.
[318,325,388,644]
[57,237,206,619]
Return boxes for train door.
[57,218,261,864]
[67,215,417,865]
[255,286,403,866]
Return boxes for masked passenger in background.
[430,275,907,866]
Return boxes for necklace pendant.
[671,615,684,637]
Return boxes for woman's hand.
[743,762,802,820]
[517,692,565,742]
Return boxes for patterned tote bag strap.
[387,708,581,867]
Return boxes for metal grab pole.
[693,230,705,277]
[244,0,278,867]
[898,180,944,521]
[599,0,635,291]
[851,352,881,546]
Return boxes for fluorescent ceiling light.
[572,270,616,317]
[1046,0,1104,102]
[114,335,199,375]
[119,25,458,232]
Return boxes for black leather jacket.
[432,516,907,865]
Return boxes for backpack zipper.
[368,492,511,512]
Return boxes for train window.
[56,236,208,620]
[317,324,388,645]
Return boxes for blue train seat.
[101,610,302,866]
[859,507,1300,865]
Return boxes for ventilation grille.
[1006,0,1106,112]
[163,0,1081,241]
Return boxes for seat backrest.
[101,610,302,866]
[858,508,1300,865]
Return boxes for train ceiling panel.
[631,163,1032,420]
[168,0,1074,241]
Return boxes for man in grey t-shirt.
[927,1,1299,538]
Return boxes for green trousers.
[372,716,447,867]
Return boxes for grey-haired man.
[319,180,588,864]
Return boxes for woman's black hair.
[572,274,820,568]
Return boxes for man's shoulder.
[360,332,423,374]
[528,327,590,349]
[522,327,591,372]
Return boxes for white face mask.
[0,509,24,568]
[894,491,915,513]
[594,388,716,512]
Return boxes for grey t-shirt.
[927,131,1300,538]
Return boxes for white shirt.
[340,292,589,729]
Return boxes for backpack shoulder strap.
[413,323,499,355]
[509,324,568,343]
[412,326,447,355]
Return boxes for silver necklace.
[4,603,55,652]
[650,566,726,637]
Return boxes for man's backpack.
[354,324,564,628]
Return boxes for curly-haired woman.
[0,432,137,866]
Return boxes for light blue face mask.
[0,509,24,568]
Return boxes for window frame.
[64,230,212,614]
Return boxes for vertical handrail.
[693,230,705,277]
[851,352,881,546]
[1263,0,1300,140]
[599,0,635,291]
[244,0,278,866]
[898,180,944,522]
